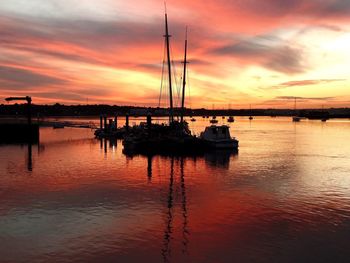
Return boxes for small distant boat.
[321,118,327,122]
[248,104,253,120]
[212,116,217,119]
[200,125,238,149]
[292,97,301,122]
[53,122,64,129]
[190,118,196,122]
[292,116,301,122]
[210,119,218,124]
[227,116,234,123]
[222,116,225,119]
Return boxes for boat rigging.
[164,12,174,124]
[180,27,189,124]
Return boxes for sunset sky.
[1,0,349,108]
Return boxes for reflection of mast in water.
[161,157,190,262]
[161,157,174,263]
[180,157,189,254]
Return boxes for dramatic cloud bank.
[0,0,349,108]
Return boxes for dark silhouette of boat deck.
[96,11,239,156]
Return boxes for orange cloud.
[0,1,349,108]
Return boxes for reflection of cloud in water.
[2,119,350,262]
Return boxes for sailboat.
[122,10,239,153]
[321,105,329,122]
[122,12,202,154]
[249,104,253,120]
[292,97,301,122]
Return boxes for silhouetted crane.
[5,96,32,126]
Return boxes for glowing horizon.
[1,0,349,109]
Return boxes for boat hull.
[202,139,239,149]
[122,135,210,156]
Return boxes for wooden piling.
[125,114,129,131]
[147,113,152,129]
[103,115,107,131]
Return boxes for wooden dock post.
[147,113,152,129]
[125,114,129,131]
[103,115,107,132]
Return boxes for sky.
[0,0,349,109]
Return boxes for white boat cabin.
[201,125,232,140]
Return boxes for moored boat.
[292,116,301,122]
[227,116,234,122]
[122,11,198,154]
[292,97,301,122]
[200,125,238,149]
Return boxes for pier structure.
[95,113,139,139]
[1,96,39,143]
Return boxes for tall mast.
[180,27,188,123]
[164,12,174,124]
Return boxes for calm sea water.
[1,117,350,263]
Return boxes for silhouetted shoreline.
[1,104,350,118]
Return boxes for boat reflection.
[180,157,189,255]
[143,152,236,262]
[124,146,237,169]
[204,149,238,169]
[100,138,238,262]
[161,157,175,263]
[159,157,189,263]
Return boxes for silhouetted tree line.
[0,103,349,118]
